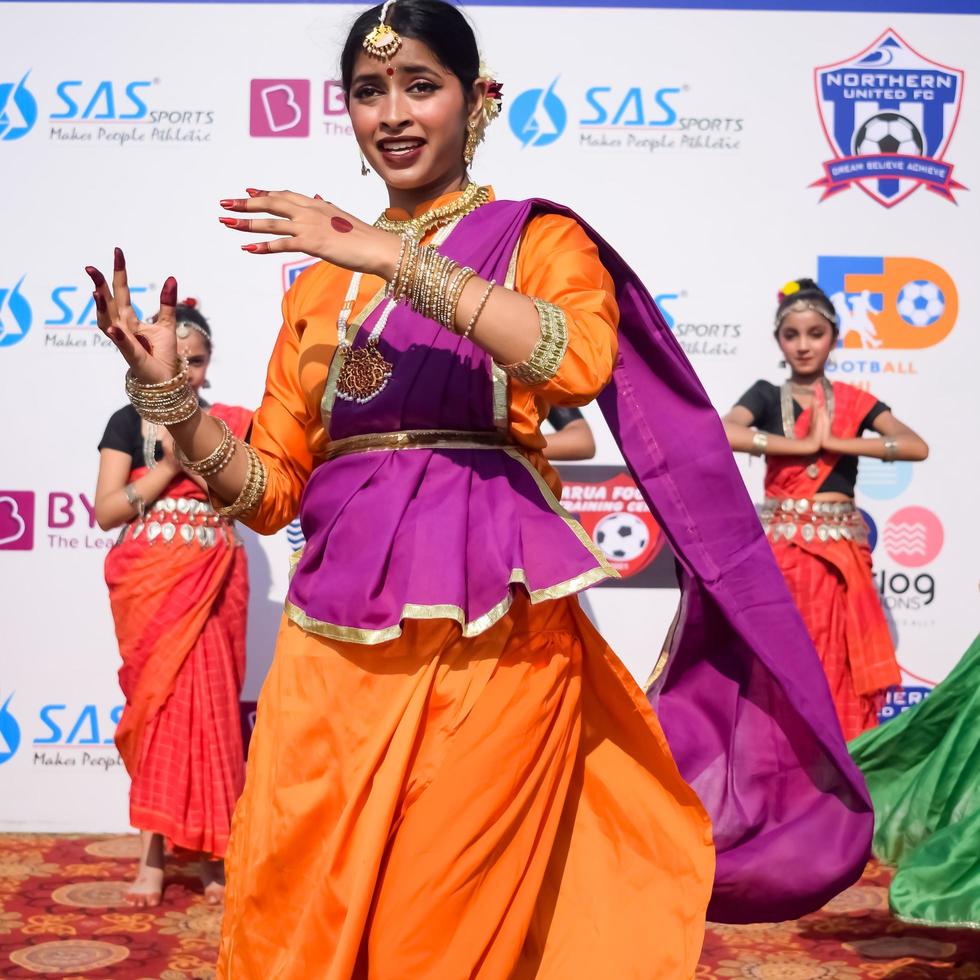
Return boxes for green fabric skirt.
[849,633,980,929]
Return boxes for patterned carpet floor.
[0,835,977,978]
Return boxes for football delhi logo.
[812,30,965,207]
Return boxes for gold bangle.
[499,298,568,386]
[463,280,495,339]
[883,437,898,462]
[126,357,199,425]
[123,483,146,521]
[215,443,268,519]
[751,431,769,456]
[175,418,237,477]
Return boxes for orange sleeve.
[240,287,315,535]
[512,213,620,406]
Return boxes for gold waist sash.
[322,429,511,462]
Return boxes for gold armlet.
[499,299,568,386]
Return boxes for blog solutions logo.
[883,506,944,568]
[0,73,37,141]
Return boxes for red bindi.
[386,67,394,76]
[331,217,354,234]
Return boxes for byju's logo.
[509,79,566,148]
[0,72,37,141]
[812,30,965,206]
[817,257,957,350]
[250,80,310,137]
[0,695,21,764]
[883,506,944,568]
[0,491,35,550]
[0,276,32,348]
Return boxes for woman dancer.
[850,634,980,928]
[88,3,873,973]
[93,294,250,906]
[723,279,928,738]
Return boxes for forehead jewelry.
[175,320,210,342]
[363,0,401,75]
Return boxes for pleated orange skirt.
[218,593,713,978]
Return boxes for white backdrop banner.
[1,0,977,832]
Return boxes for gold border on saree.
[322,428,509,461]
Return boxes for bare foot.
[126,830,164,908]
[201,858,225,905]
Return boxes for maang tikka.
[363,0,402,73]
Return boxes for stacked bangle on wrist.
[751,431,769,456]
[174,418,237,477]
[387,235,479,335]
[125,358,199,426]
[215,443,268,519]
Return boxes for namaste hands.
[219,189,400,279]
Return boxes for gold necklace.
[374,183,489,240]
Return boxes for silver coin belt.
[119,497,237,549]
[760,497,867,545]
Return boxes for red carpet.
[0,835,977,977]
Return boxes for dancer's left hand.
[218,190,400,280]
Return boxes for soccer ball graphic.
[854,112,924,157]
[897,280,945,327]
[594,512,650,562]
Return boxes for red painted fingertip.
[313,194,324,201]
[93,290,107,312]
[85,266,106,288]
[219,198,241,209]
[331,217,354,233]
[114,247,126,272]
[160,276,178,307]
[218,216,239,227]
[246,188,268,197]
[241,244,260,253]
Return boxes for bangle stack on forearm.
[126,365,267,519]
[388,235,494,337]
[125,359,199,425]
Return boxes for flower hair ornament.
[363,0,402,72]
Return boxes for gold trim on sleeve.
[498,299,568,387]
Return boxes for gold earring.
[360,151,369,176]
[463,120,479,167]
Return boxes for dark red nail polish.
[241,244,259,253]
[161,276,178,306]
[85,266,105,288]
[218,216,239,227]
[246,188,268,197]
[114,247,125,272]
[314,194,324,201]
[331,217,354,233]
[220,199,241,209]
[93,291,107,312]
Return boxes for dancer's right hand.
[86,248,181,386]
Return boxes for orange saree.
[765,382,900,739]
[107,404,251,857]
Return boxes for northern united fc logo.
[812,30,965,207]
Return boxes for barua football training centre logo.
[812,30,965,207]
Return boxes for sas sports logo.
[0,695,21,764]
[0,73,37,141]
[509,79,567,148]
[817,257,957,350]
[883,506,943,568]
[812,30,965,207]
[0,276,32,348]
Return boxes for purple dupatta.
[473,199,872,923]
